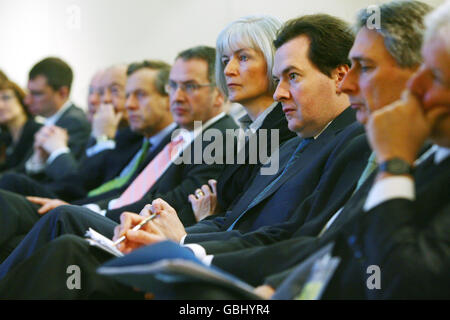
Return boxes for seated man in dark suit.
[0,16,373,298]
[0,64,133,199]
[40,64,131,181]
[10,57,91,178]
[0,46,237,271]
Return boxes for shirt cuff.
[86,140,116,157]
[183,243,214,266]
[47,147,70,165]
[83,203,107,216]
[25,156,46,173]
[364,176,415,212]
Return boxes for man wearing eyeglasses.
[166,66,219,132]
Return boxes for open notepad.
[85,228,124,257]
[96,240,261,299]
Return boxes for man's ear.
[332,64,350,93]
[162,96,170,112]
[212,87,225,109]
[57,86,70,100]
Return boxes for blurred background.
[0,0,444,109]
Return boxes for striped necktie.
[110,135,184,209]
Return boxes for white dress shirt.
[364,145,449,211]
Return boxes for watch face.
[384,158,411,174]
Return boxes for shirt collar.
[238,102,278,134]
[44,100,72,126]
[200,111,226,132]
[172,112,227,147]
[313,120,332,140]
[435,146,450,164]
[414,144,450,166]
[147,122,177,150]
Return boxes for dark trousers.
[0,189,43,262]
[0,205,116,279]
[0,234,143,299]
[0,172,58,197]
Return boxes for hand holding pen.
[112,213,157,246]
[112,204,162,253]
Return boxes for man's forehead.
[90,71,104,87]
[170,58,209,82]
[101,75,125,88]
[28,75,48,88]
[349,28,387,63]
[423,37,450,79]
[101,66,126,86]
[125,69,157,92]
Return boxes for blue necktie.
[227,138,314,231]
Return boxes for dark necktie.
[227,138,314,231]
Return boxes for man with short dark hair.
[19,57,90,175]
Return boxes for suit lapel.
[221,103,291,182]
[54,104,75,126]
[414,156,450,225]
[243,108,356,211]
[149,114,237,191]
[130,128,175,182]
[224,107,356,230]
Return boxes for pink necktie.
[111,135,184,209]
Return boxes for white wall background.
[0,0,444,109]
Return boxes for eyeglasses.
[165,81,213,95]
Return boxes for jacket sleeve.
[346,198,450,299]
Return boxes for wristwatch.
[379,158,413,175]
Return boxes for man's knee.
[43,205,80,221]
[51,234,87,251]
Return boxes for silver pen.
[112,213,157,246]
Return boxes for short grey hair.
[215,15,282,97]
[424,0,450,54]
[355,0,432,68]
